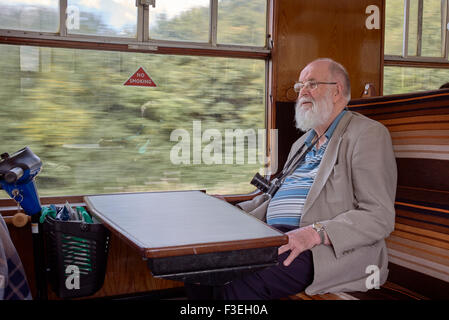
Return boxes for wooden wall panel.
[273,0,384,103]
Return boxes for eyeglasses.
[293,81,337,93]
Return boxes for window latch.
[137,0,155,8]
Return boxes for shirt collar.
[304,109,347,147]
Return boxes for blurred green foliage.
[0,0,268,197]
[384,0,449,95]
[2,0,448,198]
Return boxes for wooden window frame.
[0,0,271,59]
[385,0,449,69]
[0,0,276,202]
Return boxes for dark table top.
[84,191,287,259]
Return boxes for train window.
[148,0,268,46]
[384,66,449,95]
[0,1,271,197]
[406,0,442,58]
[0,0,59,33]
[385,0,446,59]
[0,1,270,53]
[217,0,267,46]
[67,0,137,37]
[0,44,266,197]
[384,0,449,94]
[420,1,445,58]
[149,0,210,42]
[384,0,404,56]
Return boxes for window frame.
[384,0,449,68]
[0,0,275,199]
[0,0,271,59]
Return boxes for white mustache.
[298,98,315,108]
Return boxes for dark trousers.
[185,224,314,300]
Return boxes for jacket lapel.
[302,111,353,216]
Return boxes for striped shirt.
[266,110,347,226]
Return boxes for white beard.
[295,91,334,132]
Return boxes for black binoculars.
[250,125,327,198]
[250,172,281,197]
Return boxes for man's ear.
[333,82,342,103]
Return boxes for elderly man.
[187,58,397,300]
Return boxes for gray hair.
[309,58,351,103]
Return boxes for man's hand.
[278,225,321,266]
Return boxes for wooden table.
[84,191,288,284]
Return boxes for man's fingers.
[278,244,290,255]
[283,249,300,267]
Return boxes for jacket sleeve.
[321,123,397,259]
[236,193,269,213]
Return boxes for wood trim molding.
[0,35,270,60]
[384,58,449,69]
[0,195,85,216]
[0,191,259,216]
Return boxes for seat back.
[348,90,449,298]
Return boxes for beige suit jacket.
[237,111,397,295]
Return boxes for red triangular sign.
[124,67,157,87]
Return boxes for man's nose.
[298,87,311,98]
